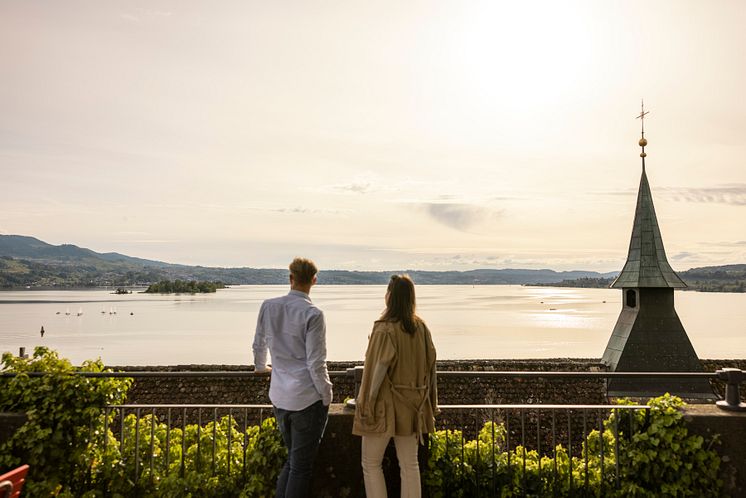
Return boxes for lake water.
[1,285,745,365]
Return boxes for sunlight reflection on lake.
[0,285,744,365]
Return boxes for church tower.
[602,104,713,398]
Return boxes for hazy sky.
[1,1,745,271]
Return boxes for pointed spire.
[611,104,687,289]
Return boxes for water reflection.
[0,285,744,365]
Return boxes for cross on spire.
[636,100,649,166]
[636,99,649,137]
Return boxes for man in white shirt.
[253,257,333,498]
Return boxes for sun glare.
[455,3,595,115]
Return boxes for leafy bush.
[99,414,285,497]
[425,394,723,497]
[0,347,286,498]
[613,395,722,497]
[0,347,131,497]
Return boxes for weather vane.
[636,99,649,160]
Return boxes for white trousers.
[361,433,421,498]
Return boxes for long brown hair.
[381,274,419,335]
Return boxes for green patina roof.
[611,164,687,289]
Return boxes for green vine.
[425,394,724,497]
[97,414,285,497]
[0,347,287,498]
[613,395,723,496]
[0,347,131,497]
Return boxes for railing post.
[715,369,746,412]
[346,366,364,407]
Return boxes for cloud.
[399,251,625,271]
[590,184,746,206]
[320,177,378,195]
[120,8,172,23]
[111,239,177,244]
[659,184,746,206]
[420,203,498,231]
[274,207,310,214]
[334,181,374,194]
[119,13,141,23]
[671,251,696,261]
[271,207,347,215]
[698,240,746,248]
[318,176,449,197]
[412,253,504,267]
[322,178,422,196]
[590,189,636,197]
[136,202,348,216]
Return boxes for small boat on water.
[65,308,70,316]
[77,307,83,316]
[109,307,117,315]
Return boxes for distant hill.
[678,265,746,292]
[318,268,619,285]
[0,234,741,291]
[683,264,746,274]
[532,265,746,293]
[527,277,616,289]
[0,234,172,267]
[0,234,280,288]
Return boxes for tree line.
[530,274,746,293]
[144,279,226,294]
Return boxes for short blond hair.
[289,257,318,285]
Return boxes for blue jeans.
[274,400,329,498]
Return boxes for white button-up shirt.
[252,289,333,410]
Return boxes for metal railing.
[91,401,651,496]
[433,404,650,496]
[430,405,650,497]
[3,367,743,495]
[103,403,274,484]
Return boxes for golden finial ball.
[640,152,647,158]
[639,138,648,147]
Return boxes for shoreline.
[2,284,744,294]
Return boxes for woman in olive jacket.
[353,274,438,498]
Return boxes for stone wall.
[112,358,745,445]
[701,359,746,400]
[115,358,746,409]
[684,405,746,497]
[115,359,609,408]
